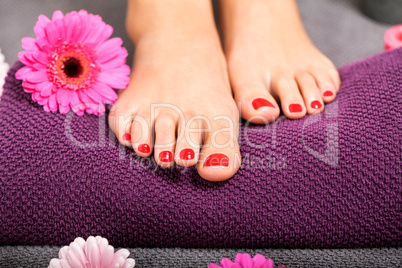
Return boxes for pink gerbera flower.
[209,253,286,268]
[16,10,130,116]
[48,236,135,268]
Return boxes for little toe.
[108,104,135,147]
[153,113,177,168]
[272,72,306,119]
[197,116,241,181]
[131,112,153,157]
[308,67,338,103]
[295,70,324,115]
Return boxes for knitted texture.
[0,49,401,248]
[1,247,402,268]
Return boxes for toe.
[108,104,135,147]
[131,112,153,157]
[154,113,177,168]
[308,67,338,103]
[272,72,306,119]
[234,83,280,124]
[295,70,324,115]
[197,115,241,181]
[174,116,202,167]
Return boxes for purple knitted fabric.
[0,49,401,248]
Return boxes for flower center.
[48,43,99,91]
[63,57,84,78]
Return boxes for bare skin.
[109,0,241,181]
[219,0,340,123]
[109,0,340,181]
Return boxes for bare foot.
[219,0,341,123]
[109,0,241,181]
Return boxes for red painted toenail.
[138,144,150,154]
[180,148,195,160]
[203,153,229,167]
[311,101,322,109]
[289,104,303,113]
[122,133,131,141]
[159,151,173,162]
[324,91,333,97]
[252,98,275,110]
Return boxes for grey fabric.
[0,0,392,68]
[1,246,401,268]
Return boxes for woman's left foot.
[219,0,341,123]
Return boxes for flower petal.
[52,10,64,21]
[96,38,123,63]
[49,93,58,111]
[100,245,114,268]
[97,72,128,89]
[92,82,117,102]
[15,66,34,80]
[26,70,48,83]
[21,37,37,51]
[57,88,71,106]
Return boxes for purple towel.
[0,48,401,248]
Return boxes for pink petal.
[100,246,114,267]
[262,259,274,268]
[78,91,95,107]
[238,253,253,267]
[68,242,86,267]
[96,38,123,63]
[92,82,117,102]
[33,63,47,71]
[84,87,103,103]
[66,249,85,268]
[59,259,72,268]
[52,10,64,21]
[33,51,49,65]
[15,66,34,80]
[86,237,101,268]
[123,258,135,268]
[64,12,79,42]
[48,93,58,111]
[97,72,128,89]
[221,258,235,266]
[99,56,127,71]
[48,259,63,268]
[21,37,37,51]
[59,104,71,114]
[43,103,50,112]
[26,70,48,83]
[45,21,60,46]
[57,88,71,106]
[253,254,268,268]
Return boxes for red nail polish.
[289,104,303,113]
[159,151,173,162]
[180,148,195,160]
[122,133,131,141]
[138,144,150,154]
[311,100,322,109]
[323,91,333,97]
[252,98,275,110]
[203,153,229,167]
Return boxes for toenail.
[289,104,303,113]
[138,144,150,154]
[180,148,195,160]
[323,91,333,97]
[203,153,229,168]
[122,133,131,141]
[159,151,173,162]
[252,98,275,110]
[311,101,322,109]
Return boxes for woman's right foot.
[109,0,241,181]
